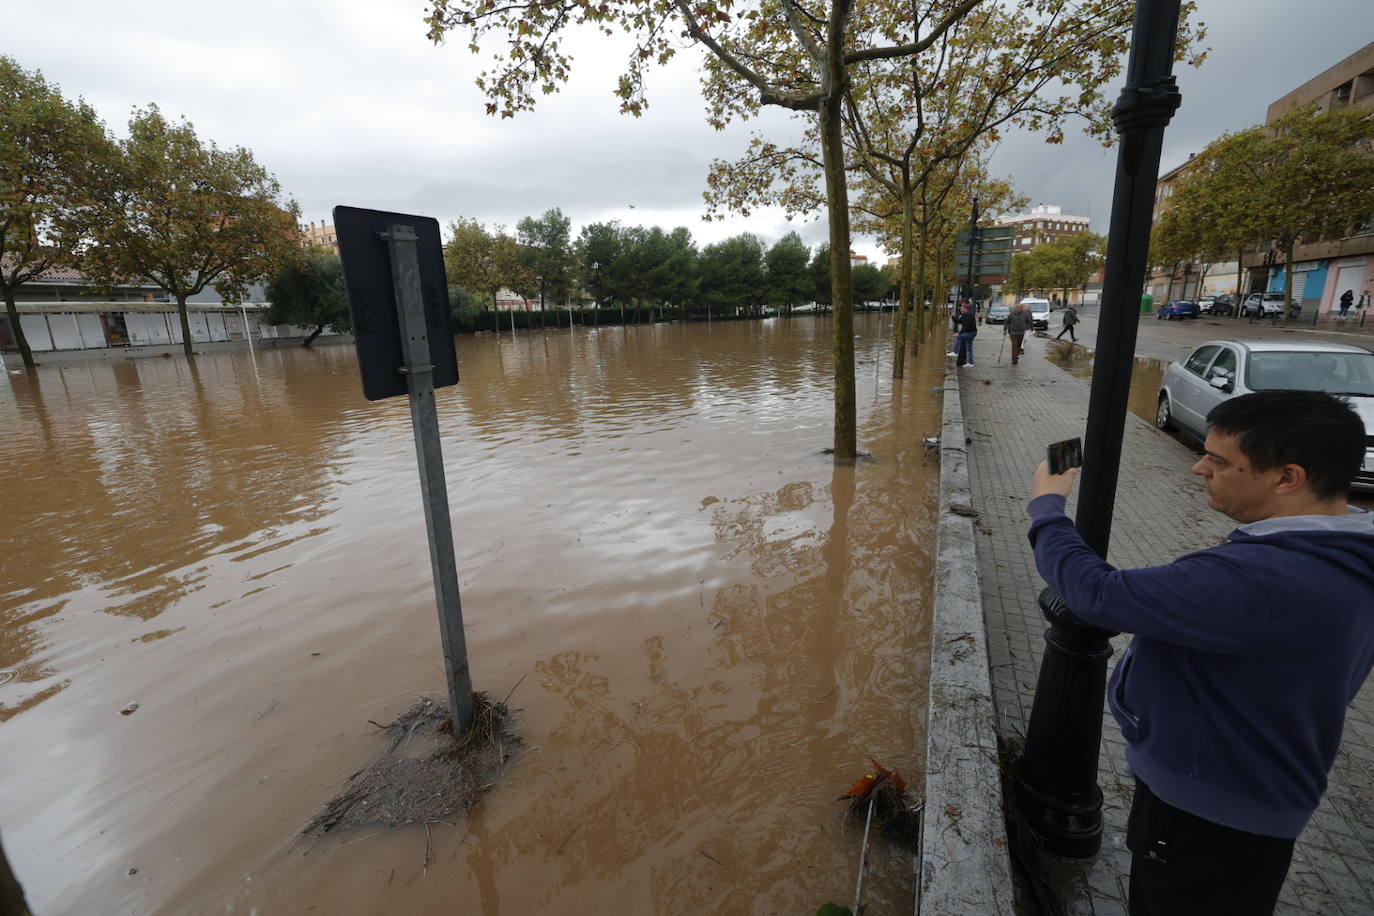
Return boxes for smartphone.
[1046,437,1083,475]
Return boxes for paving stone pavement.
[950,326,1374,915]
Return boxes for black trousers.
[1056,325,1077,340]
[1127,779,1295,915]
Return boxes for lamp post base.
[1016,772,1105,859]
[1015,587,1117,859]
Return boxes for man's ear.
[1273,463,1308,496]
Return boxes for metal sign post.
[385,225,475,734]
[335,206,473,735]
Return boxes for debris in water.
[119,702,140,716]
[304,693,518,834]
[838,758,923,849]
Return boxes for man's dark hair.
[1207,390,1365,500]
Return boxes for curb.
[918,362,1015,914]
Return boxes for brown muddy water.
[0,314,944,915]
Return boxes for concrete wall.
[918,366,1015,915]
[2,307,325,353]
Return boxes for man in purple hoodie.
[1027,390,1374,914]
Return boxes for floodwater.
[0,314,944,915]
[1041,337,1171,430]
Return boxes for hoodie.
[1027,495,1374,838]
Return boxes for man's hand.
[1034,459,1079,499]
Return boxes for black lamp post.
[965,196,980,307]
[1015,0,1183,858]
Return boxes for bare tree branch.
[674,0,823,111]
[845,0,982,64]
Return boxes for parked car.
[1199,295,1234,316]
[1156,339,1374,490]
[1156,299,1201,320]
[1239,292,1288,318]
[985,304,1011,324]
[1021,297,1051,330]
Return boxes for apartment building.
[1245,41,1374,313]
[1146,156,1239,303]
[299,220,339,254]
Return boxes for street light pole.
[1016,0,1183,858]
[966,196,980,307]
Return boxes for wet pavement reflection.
[0,314,943,914]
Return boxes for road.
[1056,303,1374,364]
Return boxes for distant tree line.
[440,209,896,331]
[1005,231,1108,304]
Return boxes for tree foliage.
[1152,105,1374,316]
[699,233,766,317]
[444,216,533,309]
[574,221,701,319]
[517,207,575,303]
[765,231,812,311]
[265,248,352,347]
[1006,231,1105,300]
[85,106,299,357]
[0,56,112,367]
[852,261,888,303]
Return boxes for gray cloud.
[10,0,1370,262]
[991,1,1372,231]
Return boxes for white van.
[1021,298,1052,330]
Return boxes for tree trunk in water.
[891,181,914,380]
[819,13,856,463]
[302,324,324,348]
[921,250,944,351]
[2,287,36,369]
[912,226,929,356]
[177,295,195,359]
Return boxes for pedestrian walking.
[1358,289,1370,319]
[1004,303,1033,364]
[1339,289,1354,319]
[1055,305,1079,341]
[951,302,977,366]
[1028,390,1374,915]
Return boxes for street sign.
[334,206,459,401]
[332,204,475,735]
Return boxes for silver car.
[1156,339,1374,491]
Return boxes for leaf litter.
[305,693,518,834]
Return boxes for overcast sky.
[8,1,1371,264]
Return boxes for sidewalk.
[952,328,1374,914]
